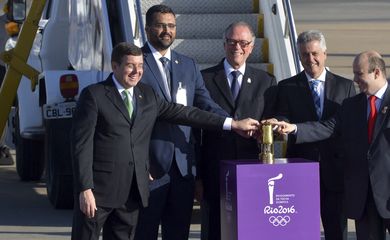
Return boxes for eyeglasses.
[152,23,176,30]
[225,38,252,48]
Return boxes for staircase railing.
[260,0,300,81]
[283,0,301,73]
[135,0,146,45]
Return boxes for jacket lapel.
[170,51,180,103]
[131,86,144,129]
[212,62,235,108]
[371,85,390,145]
[104,76,132,124]
[322,71,336,119]
[297,71,319,119]
[142,45,171,101]
[235,65,253,108]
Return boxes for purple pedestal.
[220,159,320,240]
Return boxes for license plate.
[43,102,76,119]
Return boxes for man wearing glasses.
[135,4,228,240]
[197,21,277,240]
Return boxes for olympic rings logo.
[268,215,291,227]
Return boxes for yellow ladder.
[0,0,46,136]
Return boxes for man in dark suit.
[71,42,259,240]
[135,5,228,240]
[274,50,390,239]
[197,21,277,240]
[275,30,355,240]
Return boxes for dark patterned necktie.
[231,71,240,100]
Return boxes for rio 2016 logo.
[264,173,297,227]
[268,215,291,226]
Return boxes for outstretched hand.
[275,121,296,134]
[232,118,260,138]
[261,119,296,135]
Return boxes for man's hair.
[111,42,142,64]
[145,4,175,27]
[222,21,256,43]
[297,30,327,51]
[367,54,387,76]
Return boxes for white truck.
[1,0,299,208]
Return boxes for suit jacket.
[296,86,390,219]
[140,44,226,184]
[199,61,277,199]
[276,70,356,191]
[71,74,225,208]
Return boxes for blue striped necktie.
[310,80,321,118]
[159,57,171,100]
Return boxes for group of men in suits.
[274,50,390,239]
[70,3,390,240]
[70,41,259,240]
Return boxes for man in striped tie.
[274,30,356,240]
[272,51,390,240]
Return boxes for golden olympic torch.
[258,123,274,164]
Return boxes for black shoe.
[0,146,14,165]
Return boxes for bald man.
[274,51,390,239]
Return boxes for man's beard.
[155,34,174,50]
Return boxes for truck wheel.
[45,118,74,209]
[15,110,45,181]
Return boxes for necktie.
[159,57,171,100]
[310,80,322,118]
[231,71,240,100]
[367,95,377,144]
[122,90,133,118]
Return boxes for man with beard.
[135,4,228,240]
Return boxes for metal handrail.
[283,0,301,73]
[135,0,146,44]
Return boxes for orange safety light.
[59,74,79,100]
[5,21,20,37]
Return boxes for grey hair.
[297,30,327,51]
[222,21,256,43]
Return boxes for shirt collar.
[112,74,134,96]
[147,42,172,61]
[305,68,327,83]
[223,58,246,77]
[370,81,388,100]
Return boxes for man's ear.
[374,67,381,79]
[111,62,118,71]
